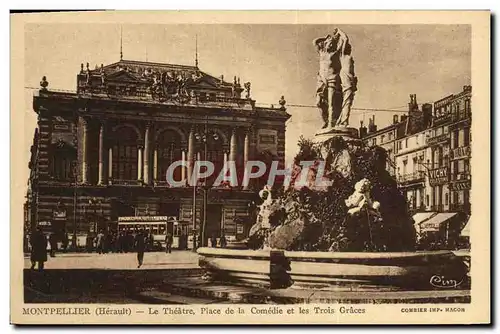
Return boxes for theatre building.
[26,58,290,246]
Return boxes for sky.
[23,24,471,184]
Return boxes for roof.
[412,212,437,226]
[90,59,236,89]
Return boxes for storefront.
[417,212,464,250]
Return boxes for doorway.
[204,204,223,241]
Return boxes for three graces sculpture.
[314,28,358,130]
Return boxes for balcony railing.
[77,83,254,108]
[451,172,471,182]
[108,179,144,186]
[452,110,471,123]
[398,171,425,184]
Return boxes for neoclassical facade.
[26,59,290,243]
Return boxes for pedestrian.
[30,227,48,270]
[220,232,227,248]
[95,230,105,254]
[61,233,69,252]
[49,232,58,257]
[165,232,173,254]
[134,229,146,268]
[211,234,218,248]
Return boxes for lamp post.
[194,122,219,248]
[71,161,78,250]
[191,176,197,252]
[88,197,102,234]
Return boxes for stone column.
[187,127,195,181]
[229,129,237,162]
[108,147,113,181]
[98,122,105,185]
[153,147,158,181]
[143,124,150,185]
[243,130,250,190]
[80,117,88,184]
[137,146,143,181]
[181,150,186,182]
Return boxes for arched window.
[111,126,139,180]
[51,141,76,181]
[203,135,225,185]
[157,129,183,182]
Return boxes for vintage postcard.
[10,10,490,325]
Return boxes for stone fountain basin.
[197,247,469,291]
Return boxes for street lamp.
[88,197,102,234]
[71,161,78,250]
[193,122,220,248]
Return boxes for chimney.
[368,115,377,133]
[408,94,419,113]
[359,121,367,138]
[393,115,399,124]
[422,103,433,127]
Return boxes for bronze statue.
[313,28,357,129]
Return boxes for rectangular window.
[388,132,393,140]
[405,138,408,148]
[453,130,459,149]
[464,127,470,146]
[372,138,377,146]
[458,129,465,147]
[381,135,385,143]
[438,185,443,206]
[457,160,465,174]
[445,192,449,205]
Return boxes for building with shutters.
[25,58,290,247]
[360,86,472,249]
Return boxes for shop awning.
[412,212,437,226]
[461,218,471,237]
[420,212,458,232]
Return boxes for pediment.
[106,70,142,83]
[194,79,219,88]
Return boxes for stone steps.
[148,275,471,304]
[134,290,222,304]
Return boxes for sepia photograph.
[10,10,490,325]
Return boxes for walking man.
[95,230,105,254]
[165,232,173,254]
[134,229,146,268]
[49,232,58,257]
[30,227,47,270]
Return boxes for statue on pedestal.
[313,28,358,130]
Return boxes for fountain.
[198,29,468,294]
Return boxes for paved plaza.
[24,250,199,270]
